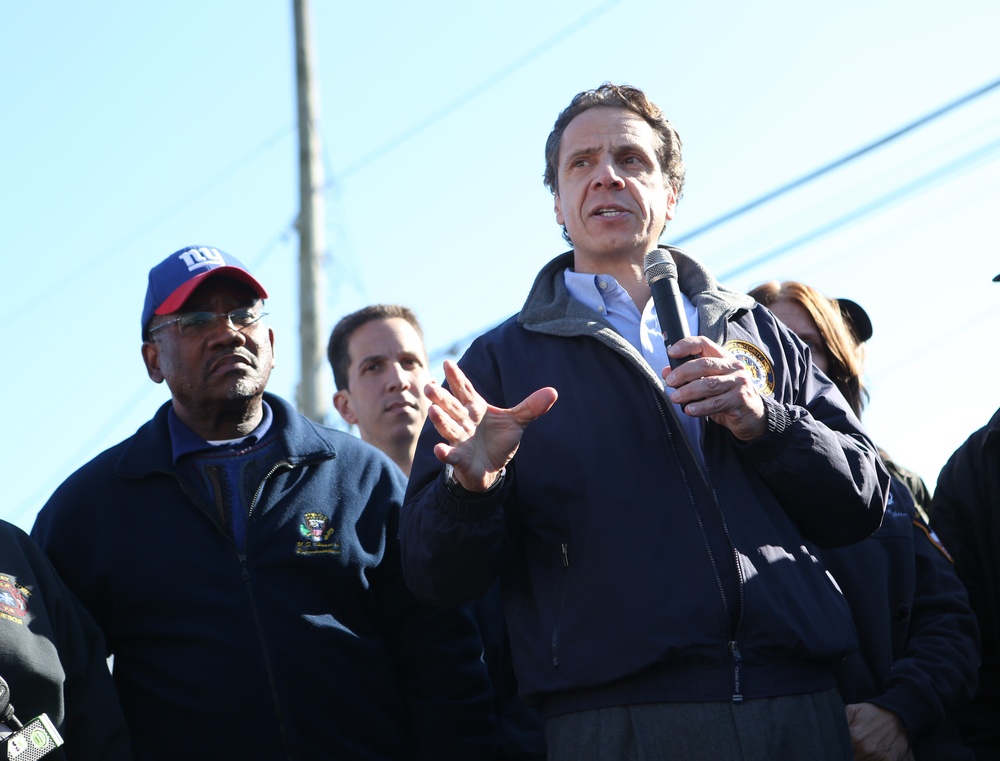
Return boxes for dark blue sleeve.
[930,426,1000,752]
[400,462,513,607]
[399,341,515,607]
[379,502,497,760]
[870,508,980,738]
[737,308,889,548]
[472,583,547,760]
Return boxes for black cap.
[836,298,873,344]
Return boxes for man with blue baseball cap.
[140,245,269,339]
[32,245,496,760]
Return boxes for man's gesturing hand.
[426,360,558,492]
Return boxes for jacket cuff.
[738,396,790,459]
[436,467,506,523]
[869,683,944,741]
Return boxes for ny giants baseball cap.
[141,245,268,337]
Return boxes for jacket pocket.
[550,541,571,667]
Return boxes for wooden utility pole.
[293,0,327,422]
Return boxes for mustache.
[202,348,258,379]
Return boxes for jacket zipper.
[171,458,297,758]
[240,460,295,759]
[243,461,291,558]
[238,460,291,579]
[551,542,570,666]
[729,640,744,703]
[651,382,747,702]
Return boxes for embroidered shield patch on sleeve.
[725,340,775,396]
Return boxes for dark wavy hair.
[543,82,686,199]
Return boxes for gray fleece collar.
[517,245,755,344]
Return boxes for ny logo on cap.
[178,246,225,272]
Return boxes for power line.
[7,381,163,530]
[331,0,621,181]
[3,124,294,327]
[9,4,624,528]
[672,73,1000,246]
[718,134,1000,281]
[874,301,1000,381]
[426,84,1000,363]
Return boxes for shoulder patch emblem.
[913,520,954,563]
[0,575,29,624]
[725,340,775,396]
[296,512,341,556]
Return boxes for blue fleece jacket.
[33,394,495,760]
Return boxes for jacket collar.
[115,393,337,478]
[517,245,755,345]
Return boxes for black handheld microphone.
[0,677,64,760]
[643,249,695,369]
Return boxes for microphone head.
[643,249,677,284]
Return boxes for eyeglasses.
[149,305,268,338]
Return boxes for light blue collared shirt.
[563,268,703,454]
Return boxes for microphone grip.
[649,275,694,369]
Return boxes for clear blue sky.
[3,0,999,532]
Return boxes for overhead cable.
[673,74,1000,246]
[332,0,621,181]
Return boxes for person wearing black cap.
[749,279,980,760]
[31,245,495,760]
[931,274,1000,759]
[835,295,934,521]
[752,283,933,520]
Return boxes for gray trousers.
[545,688,853,761]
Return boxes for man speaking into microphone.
[400,83,890,761]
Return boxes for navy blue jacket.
[472,582,546,760]
[932,407,1000,759]
[821,477,979,759]
[401,248,889,713]
[32,394,495,760]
